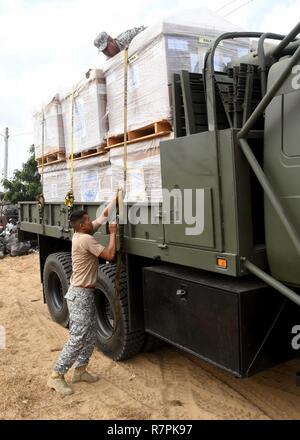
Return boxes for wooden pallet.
[36,151,66,167]
[69,146,106,161]
[106,120,172,149]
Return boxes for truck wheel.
[95,263,145,361]
[43,252,72,328]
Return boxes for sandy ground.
[0,253,300,420]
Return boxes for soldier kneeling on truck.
[94,26,146,58]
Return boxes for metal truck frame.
[19,23,300,378]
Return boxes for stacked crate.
[35,9,248,204]
[61,69,108,158]
[34,69,107,167]
[38,153,110,203]
[38,134,173,203]
[104,8,248,148]
[33,95,65,166]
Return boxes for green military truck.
[19,23,300,378]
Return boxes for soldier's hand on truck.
[108,222,117,235]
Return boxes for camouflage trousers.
[53,286,97,375]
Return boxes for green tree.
[1,145,42,204]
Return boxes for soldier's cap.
[94,31,111,52]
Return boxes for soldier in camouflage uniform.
[94,26,146,58]
[47,204,117,396]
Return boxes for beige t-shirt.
[70,232,105,288]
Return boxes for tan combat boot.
[72,365,99,384]
[47,371,74,396]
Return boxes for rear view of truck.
[20,14,300,378]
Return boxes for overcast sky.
[0,0,299,184]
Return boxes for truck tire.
[95,263,145,361]
[43,252,72,328]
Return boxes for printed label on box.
[129,65,140,89]
[167,38,188,51]
[199,36,213,45]
[51,183,58,199]
[82,170,98,202]
[99,173,114,201]
[190,53,200,73]
[128,53,139,64]
[126,169,146,201]
[74,98,86,139]
[199,36,223,46]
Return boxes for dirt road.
[0,253,300,419]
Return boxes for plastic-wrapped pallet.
[38,134,173,204]
[61,69,108,157]
[33,95,65,159]
[38,153,110,203]
[109,134,173,203]
[104,8,249,137]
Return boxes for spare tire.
[95,263,145,361]
[43,252,72,328]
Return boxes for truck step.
[105,119,172,150]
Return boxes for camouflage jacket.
[115,26,146,51]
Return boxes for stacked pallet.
[103,8,247,147]
[33,69,107,166]
[33,95,65,165]
[106,120,172,150]
[61,69,108,159]
[39,134,173,203]
[38,153,110,203]
[34,8,248,204]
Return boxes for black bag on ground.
[10,240,31,257]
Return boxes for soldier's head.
[94,31,120,58]
[70,210,93,235]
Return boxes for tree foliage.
[1,145,42,204]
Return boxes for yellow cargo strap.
[123,46,129,190]
[64,90,75,212]
[37,112,45,231]
[64,75,97,214]
[114,47,129,334]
